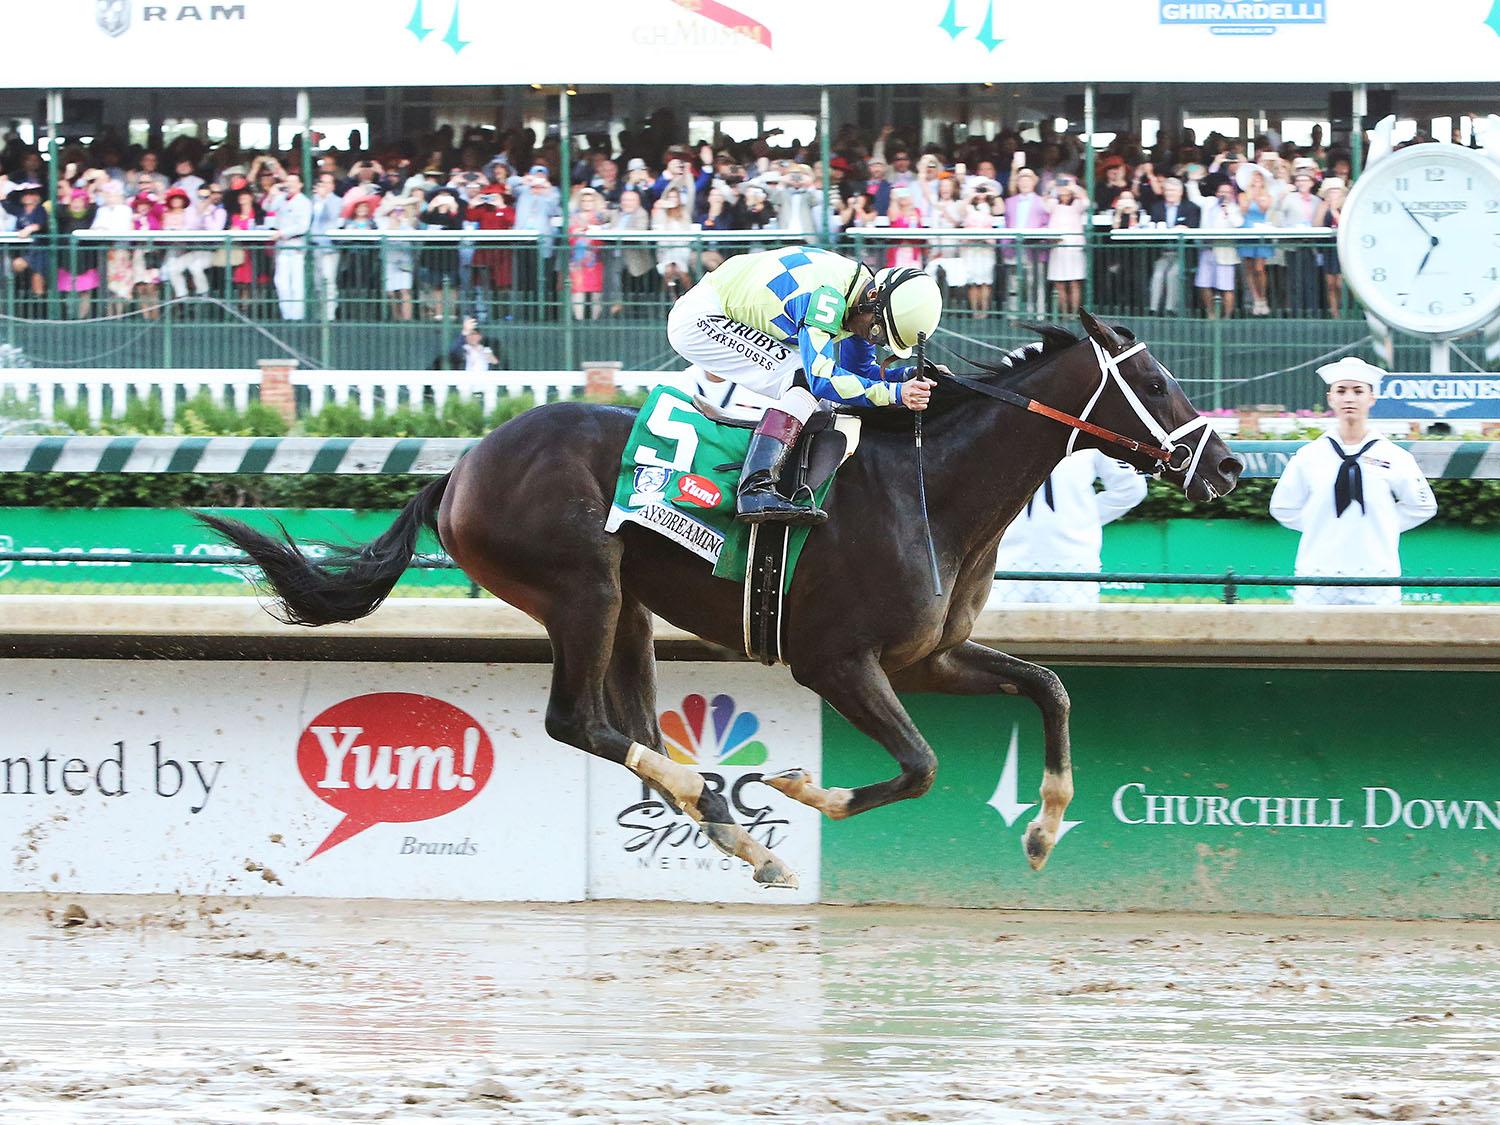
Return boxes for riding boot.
[735,409,827,526]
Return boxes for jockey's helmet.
[869,267,942,358]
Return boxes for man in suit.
[1146,176,1200,314]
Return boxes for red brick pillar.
[258,358,299,423]
[583,360,622,401]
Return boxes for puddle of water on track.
[3,896,1500,1124]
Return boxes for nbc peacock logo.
[659,693,768,767]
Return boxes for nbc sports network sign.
[0,661,820,903]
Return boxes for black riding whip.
[913,332,943,598]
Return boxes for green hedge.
[3,467,1499,527]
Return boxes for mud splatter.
[1,898,1498,1123]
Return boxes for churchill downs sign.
[821,666,1500,918]
[1113,784,1500,832]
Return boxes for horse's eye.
[1147,381,1167,396]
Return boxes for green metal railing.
[3,550,1495,605]
[0,225,1461,412]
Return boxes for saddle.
[694,395,850,503]
[694,396,857,666]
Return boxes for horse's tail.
[195,474,450,627]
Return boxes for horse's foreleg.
[766,654,936,820]
[603,597,798,889]
[900,642,1073,871]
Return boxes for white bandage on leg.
[775,385,819,424]
[624,742,705,816]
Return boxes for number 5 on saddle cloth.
[604,385,860,663]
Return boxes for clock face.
[1339,143,1500,338]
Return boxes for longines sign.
[1371,375,1500,421]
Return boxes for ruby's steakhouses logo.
[297,692,494,858]
[1114,783,1500,832]
[675,474,723,508]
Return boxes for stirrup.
[737,483,827,526]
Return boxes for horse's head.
[1071,310,1242,502]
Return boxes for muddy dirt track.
[3,897,1500,1124]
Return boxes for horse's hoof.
[763,768,811,796]
[700,821,740,859]
[1022,822,1052,872]
[753,859,800,889]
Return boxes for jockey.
[667,246,941,526]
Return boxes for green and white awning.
[0,436,477,475]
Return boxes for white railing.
[0,369,256,425]
[295,368,681,419]
[0,367,686,425]
[21,226,1340,248]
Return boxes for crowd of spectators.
[0,112,1374,326]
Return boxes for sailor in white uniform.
[1269,356,1437,605]
[993,449,1148,604]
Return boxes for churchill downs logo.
[616,693,787,871]
[1113,783,1500,833]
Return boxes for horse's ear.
[1019,320,1080,351]
[1078,308,1126,355]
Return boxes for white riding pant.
[667,281,818,423]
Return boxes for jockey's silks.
[707,248,903,408]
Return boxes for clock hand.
[1400,202,1436,239]
[1415,233,1439,277]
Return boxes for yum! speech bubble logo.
[297,692,494,858]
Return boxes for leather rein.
[928,338,1212,477]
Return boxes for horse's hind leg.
[551,582,799,889]
[766,653,937,821]
[894,641,1073,871]
[604,594,663,749]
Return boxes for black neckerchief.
[1327,435,1379,516]
[1025,476,1056,517]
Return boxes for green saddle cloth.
[603,385,836,588]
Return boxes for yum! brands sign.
[297,692,494,858]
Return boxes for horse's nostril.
[1220,456,1244,479]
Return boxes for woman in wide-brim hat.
[341,189,382,221]
[6,183,49,298]
[56,189,100,316]
[127,190,165,315]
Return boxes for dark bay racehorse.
[200,311,1241,888]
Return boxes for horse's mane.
[846,322,1101,432]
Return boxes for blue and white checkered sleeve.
[797,329,900,407]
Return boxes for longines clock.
[1338,141,1500,339]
